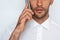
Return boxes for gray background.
[0,0,60,39]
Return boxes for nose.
[37,0,42,6]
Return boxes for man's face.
[30,0,53,19]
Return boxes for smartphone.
[25,0,31,9]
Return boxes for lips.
[36,8,43,13]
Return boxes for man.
[10,0,60,40]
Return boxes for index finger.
[24,3,28,9]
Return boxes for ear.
[50,0,54,5]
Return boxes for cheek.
[43,1,50,9]
[30,1,37,9]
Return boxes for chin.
[34,12,47,19]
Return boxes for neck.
[33,13,49,24]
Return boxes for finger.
[20,15,31,24]
[25,15,31,25]
[24,3,28,9]
[20,11,32,20]
[20,13,32,22]
[19,9,34,23]
[20,8,34,18]
[23,9,34,15]
[20,9,34,20]
[19,15,30,28]
[21,3,28,16]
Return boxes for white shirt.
[1,17,60,40]
[19,17,60,40]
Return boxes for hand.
[17,3,34,33]
[9,3,34,40]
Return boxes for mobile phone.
[25,0,31,9]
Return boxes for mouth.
[36,8,43,13]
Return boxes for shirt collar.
[28,19,39,28]
[41,17,50,30]
[28,17,51,30]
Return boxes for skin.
[9,0,53,40]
